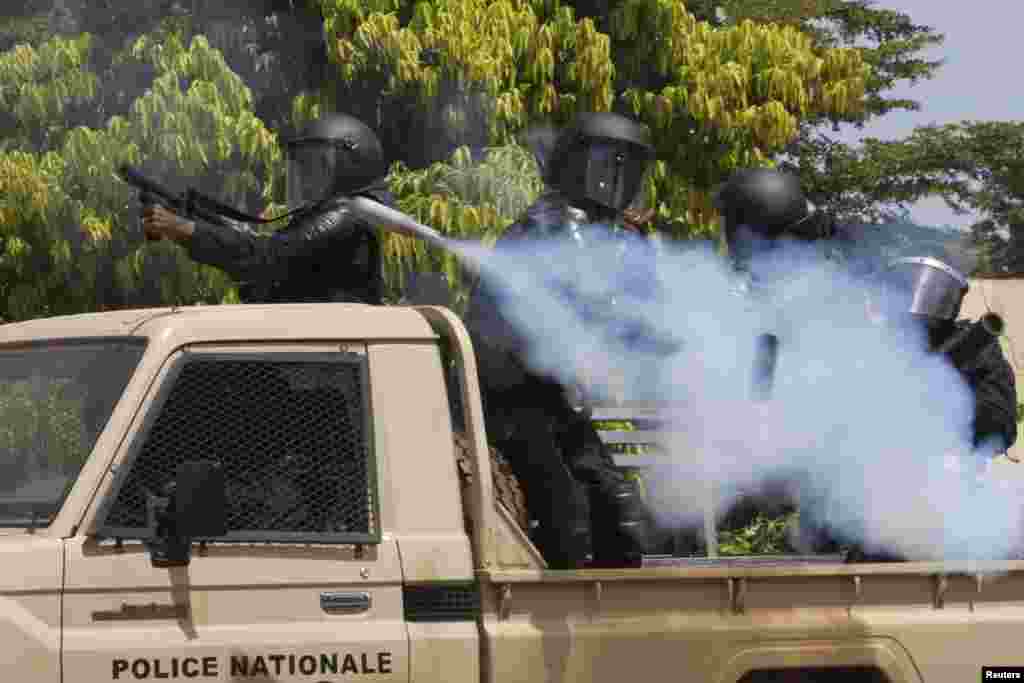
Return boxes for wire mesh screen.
[100,354,378,543]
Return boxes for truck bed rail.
[641,554,847,568]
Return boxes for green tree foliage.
[857,122,1024,274]
[0,27,280,318]
[777,121,1024,274]
[318,0,869,299]
[0,0,962,318]
[718,512,797,555]
[699,1,948,222]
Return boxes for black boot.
[532,479,594,570]
[590,480,653,567]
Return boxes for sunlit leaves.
[386,143,544,306]
[0,34,96,146]
[0,25,285,318]
[327,0,871,246]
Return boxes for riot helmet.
[714,167,815,269]
[876,256,969,324]
[283,113,386,211]
[521,124,561,180]
[546,112,655,217]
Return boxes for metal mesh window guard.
[99,353,378,544]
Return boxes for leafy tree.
[659,2,947,228]
[0,0,935,318]
[317,0,869,304]
[855,121,1024,274]
[0,29,280,317]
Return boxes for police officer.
[142,113,395,304]
[710,167,829,534]
[812,254,1020,561]
[714,166,828,279]
[464,112,658,569]
[874,255,1018,454]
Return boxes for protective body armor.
[186,184,394,305]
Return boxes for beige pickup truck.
[1,302,1022,683]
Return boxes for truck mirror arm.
[145,484,194,568]
[144,461,228,568]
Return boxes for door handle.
[320,592,371,614]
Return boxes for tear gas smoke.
[402,214,1023,565]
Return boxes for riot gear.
[283,114,386,211]
[145,113,394,306]
[714,167,816,269]
[464,112,661,569]
[799,254,1019,560]
[877,256,969,324]
[546,112,655,216]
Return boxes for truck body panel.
[0,303,1017,681]
[0,537,62,683]
[61,537,408,683]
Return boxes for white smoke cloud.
[454,225,1024,564]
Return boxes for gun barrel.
[348,196,482,274]
[348,197,447,249]
[117,164,174,201]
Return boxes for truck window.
[98,353,380,545]
[0,339,146,528]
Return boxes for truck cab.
[0,303,1020,683]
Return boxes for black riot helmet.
[714,167,815,268]
[283,113,386,210]
[877,256,969,324]
[545,112,655,216]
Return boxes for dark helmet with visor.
[714,167,816,268]
[283,113,386,211]
[545,112,655,216]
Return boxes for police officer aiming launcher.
[136,113,395,305]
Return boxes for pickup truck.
[1,302,1022,683]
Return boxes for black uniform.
[183,113,393,305]
[937,318,1018,452]
[810,255,1019,560]
[877,256,1018,454]
[464,113,657,569]
[186,183,393,304]
[711,168,827,532]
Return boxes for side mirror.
[146,461,227,568]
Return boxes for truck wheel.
[453,431,530,534]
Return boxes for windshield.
[0,339,146,528]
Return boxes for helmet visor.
[879,257,967,321]
[579,141,652,213]
[285,142,338,210]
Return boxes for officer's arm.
[185,202,363,283]
[968,343,1019,452]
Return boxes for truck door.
[61,347,408,683]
